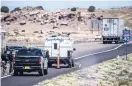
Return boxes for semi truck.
[102,18,124,44]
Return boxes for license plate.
[25,66,30,69]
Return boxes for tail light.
[39,57,42,64]
[13,55,16,64]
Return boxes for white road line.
[1,44,124,79]
[114,44,124,49]
[75,44,124,60]
[1,75,11,79]
[79,64,81,68]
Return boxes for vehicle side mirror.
[73,48,76,51]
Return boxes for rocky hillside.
[1,6,132,44]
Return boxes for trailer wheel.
[115,41,119,44]
[108,41,112,44]
[48,63,52,67]
[103,41,106,44]
[19,71,23,76]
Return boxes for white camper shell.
[44,35,75,67]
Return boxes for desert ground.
[1,6,132,45]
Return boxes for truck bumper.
[48,57,72,64]
[103,36,120,41]
[14,66,41,72]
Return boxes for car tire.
[38,67,44,76]
[109,41,112,44]
[44,69,48,75]
[19,71,23,76]
[13,70,18,76]
[103,41,106,44]
[115,41,119,44]
[48,63,52,67]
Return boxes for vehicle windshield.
[16,49,43,56]
[9,46,24,50]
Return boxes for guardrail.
[6,42,44,48]
[74,38,102,44]
[6,38,102,47]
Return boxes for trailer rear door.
[111,19,119,36]
[51,40,60,57]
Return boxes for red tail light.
[39,57,42,64]
[14,55,16,64]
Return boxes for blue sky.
[1,1,132,11]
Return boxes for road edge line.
[1,75,11,79]
[75,44,124,60]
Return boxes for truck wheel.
[106,41,109,44]
[13,70,18,76]
[44,68,48,75]
[38,67,44,76]
[108,41,111,44]
[103,41,106,44]
[20,71,23,76]
[115,41,118,44]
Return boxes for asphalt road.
[1,42,132,86]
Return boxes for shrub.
[1,6,9,13]
[71,7,76,11]
[88,6,95,12]
[125,21,132,27]
[20,22,26,25]
[40,30,43,34]
[35,6,44,10]
[34,31,38,33]
[14,7,21,11]
[22,30,25,32]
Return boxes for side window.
[35,50,42,56]
[54,43,57,50]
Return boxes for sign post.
[122,29,131,60]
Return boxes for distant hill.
[1,6,132,44]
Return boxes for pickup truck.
[13,48,48,76]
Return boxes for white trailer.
[44,35,76,67]
[102,18,124,44]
